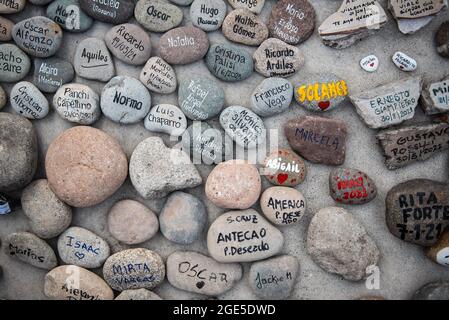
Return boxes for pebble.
[260,186,306,226]
[103,248,165,291]
[249,255,299,299]
[385,179,449,246]
[207,209,284,263]
[190,0,227,32]
[268,0,315,45]
[219,105,266,148]
[0,85,6,110]
[105,23,151,65]
[349,76,422,129]
[167,251,242,295]
[227,0,264,13]
[178,76,224,120]
[108,199,159,245]
[33,57,75,93]
[74,37,115,82]
[101,76,151,124]
[294,73,348,112]
[169,0,193,5]
[222,9,268,46]
[205,159,261,209]
[53,83,100,125]
[58,227,110,268]
[0,113,37,192]
[420,76,449,115]
[413,281,449,300]
[44,265,114,300]
[134,0,183,32]
[307,207,380,281]
[115,289,162,300]
[377,123,449,169]
[12,17,63,58]
[329,168,377,205]
[284,116,347,165]
[160,191,207,245]
[0,16,14,41]
[263,149,306,186]
[10,81,49,120]
[436,21,449,58]
[29,0,53,5]
[205,43,253,82]
[0,43,31,82]
[21,179,72,239]
[359,55,379,72]
[46,0,94,32]
[129,136,202,199]
[144,104,187,136]
[158,26,209,65]
[392,51,417,71]
[0,0,25,14]
[140,56,177,94]
[4,232,57,270]
[426,228,449,267]
[45,126,128,207]
[79,0,134,24]
[250,77,293,117]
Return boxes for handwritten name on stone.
[10,81,49,119]
[33,57,75,93]
[0,43,31,82]
[144,104,187,136]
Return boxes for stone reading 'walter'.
[385,179,449,246]
[284,116,347,165]
[420,76,449,115]
[350,77,422,129]
[329,168,377,205]
[376,123,449,170]
[222,8,268,46]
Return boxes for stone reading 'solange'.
[329,168,377,205]
[222,8,268,46]
[140,56,177,94]
[250,77,293,117]
[74,37,115,82]
[10,81,50,120]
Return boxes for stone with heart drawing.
[263,149,306,187]
[360,55,379,73]
[260,186,306,226]
[426,228,449,267]
[294,73,348,112]
[167,251,243,295]
[392,51,417,72]
[250,78,293,117]
[57,226,111,269]
[222,9,268,46]
[46,0,93,33]
[329,168,377,205]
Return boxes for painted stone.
[349,77,422,129]
[0,16,14,41]
[436,21,449,58]
[46,0,94,32]
[420,76,449,115]
[140,56,177,94]
[33,57,75,93]
[222,8,268,46]
[260,186,306,226]
[144,104,187,136]
[250,77,293,117]
[79,0,135,24]
[190,0,227,32]
[360,55,379,72]
[392,51,417,72]
[115,289,162,300]
[284,116,347,165]
[134,0,183,33]
[10,81,49,120]
[74,37,115,82]
[413,281,449,300]
[329,168,377,205]
[426,228,449,267]
[227,0,264,13]
[0,43,31,82]
[262,148,306,186]
[0,0,25,14]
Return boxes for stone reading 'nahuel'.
[74,37,115,82]
[222,8,268,46]
[420,76,449,115]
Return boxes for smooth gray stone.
[250,77,293,117]
[144,104,187,136]
[74,37,115,82]
[33,57,75,93]
[190,0,227,32]
[79,0,135,24]
[10,81,50,119]
[46,0,94,33]
[0,43,31,82]
[134,0,183,32]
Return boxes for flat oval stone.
[205,159,261,209]
[46,0,94,32]
[10,81,49,119]
[263,149,306,186]
[105,23,151,65]
[4,232,57,270]
[178,76,224,120]
[392,51,417,71]
[140,56,177,94]
[284,116,347,165]
[436,21,449,58]
[134,0,183,32]
[219,105,266,149]
[12,17,63,58]
[167,251,242,295]
[250,77,293,117]
[190,0,227,32]
[222,8,268,46]
[0,0,25,14]
[260,186,306,226]
[205,43,253,82]
[207,209,284,262]
[426,228,449,267]
[307,207,380,281]
[158,26,209,65]
[329,168,377,205]
[144,104,187,136]
[103,248,165,291]
[386,179,449,246]
[45,126,128,207]
[33,57,75,93]
[227,0,264,13]
[360,54,379,73]
[0,85,6,110]
[0,16,14,41]
[294,73,348,112]
[0,113,37,191]
[253,38,304,78]
[53,83,100,124]
[79,0,134,24]
[249,255,299,299]
[101,76,151,124]
[268,0,315,44]
[115,289,162,300]
[74,37,115,82]
[160,191,207,245]
[0,43,31,82]
[44,265,114,300]
[412,281,449,300]
[108,199,159,245]
[21,179,72,239]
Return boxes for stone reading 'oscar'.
[134,0,183,33]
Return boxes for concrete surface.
[1,0,449,300]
